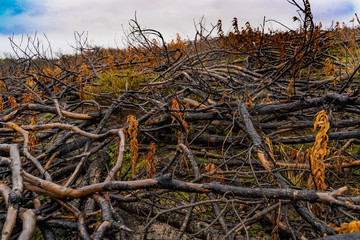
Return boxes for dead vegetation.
[0,1,360,239]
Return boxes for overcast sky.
[0,0,358,57]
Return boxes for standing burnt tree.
[0,0,360,239]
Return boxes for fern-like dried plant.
[146,142,156,178]
[27,116,37,156]
[308,110,329,191]
[171,98,188,145]
[217,19,224,37]
[232,17,240,35]
[8,96,19,109]
[77,63,91,100]
[127,115,139,177]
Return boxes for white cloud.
[0,0,358,57]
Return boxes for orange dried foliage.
[220,92,227,103]
[245,94,253,107]
[53,85,61,94]
[77,63,91,101]
[0,80,5,92]
[273,142,307,167]
[33,87,41,96]
[260,94,272,104]
[287,78,295,96]
[0,95,3,114]
[204,163,224,183]
[117,32,188,71]
[308,110,329,191]
[171,98,190,168]
[333,150,348,174]
[171,98,188,145]
[127,115,139,177]
[108,54,115,70]
[43,67,53,76]
[146,142,156,178]
[168,33,188,58]
[22,93,34,104]
[171,98,181,116]
[101,49,115,70]
[324,58,336,79]
[325,57,338,87]
[335,220,360,234]
[30,115,36,126]
[27,116,37,156]
[8,96,19,109]
[27,133,37,156]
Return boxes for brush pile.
[0,1,360,239]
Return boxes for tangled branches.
[0,1,360,239]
